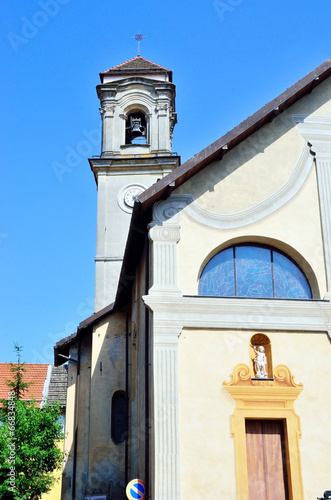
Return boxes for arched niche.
[250,333,273,379]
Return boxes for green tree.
[0,346,65,500]
[5,344,32,399]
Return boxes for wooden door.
[245,419,289,500]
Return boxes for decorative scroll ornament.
[151,195,191,225]
[223,363,303,389]
[223,363,251,386]
[273,364,303,388]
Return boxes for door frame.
[223,363,304,500]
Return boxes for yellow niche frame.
[223,363,304,500]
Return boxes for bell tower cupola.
[89,56,180,312]
[97,56,177,157]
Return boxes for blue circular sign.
[126,479,145,500]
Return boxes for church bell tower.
[89,56,179,311]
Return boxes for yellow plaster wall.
[178,328,331,500]
[41,440,64,500]
[178,114,306,215]
[88,312,127,494]
[271,331,331,499]
[61,314,128,499]
[61,346,78,500]
[41,479,61,500]
[74,333,92,499]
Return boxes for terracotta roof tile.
[0,363,49,403]
[100,56,172,81]
[100,55,170,75]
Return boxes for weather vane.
[132,31,147,56]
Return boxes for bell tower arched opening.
[126,111,147,144]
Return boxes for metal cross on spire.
[132,31,147,56]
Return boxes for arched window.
[125,111,147,144]
[198,244,312,299]
[111,391,128,445]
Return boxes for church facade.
[55,56,331,500]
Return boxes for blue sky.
[1,0,330,364]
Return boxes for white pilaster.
[148,225,181,295]
[100,105,115,153]
[156,105,169,153]
[144,197,190,500]
[152,325,182,500]
[99,89,117,155]
[154,85,176,153]
[298,116,331,295]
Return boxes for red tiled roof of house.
[0,363,50,404]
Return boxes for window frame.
[198,243,313,299]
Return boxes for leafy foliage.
[0,346,65,500]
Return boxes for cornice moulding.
[143,295,331,333]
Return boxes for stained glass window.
[198,244,312,299]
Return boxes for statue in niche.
[253,345,268,378]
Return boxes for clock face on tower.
[124,186,143,208]
[118,184,146,213]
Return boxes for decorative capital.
[147,196,188,296]
[148,225,180,243]
[100,104,116,116]
[155,103,168,112]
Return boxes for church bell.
[130,117,146,137]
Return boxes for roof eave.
[54,303,115,366]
